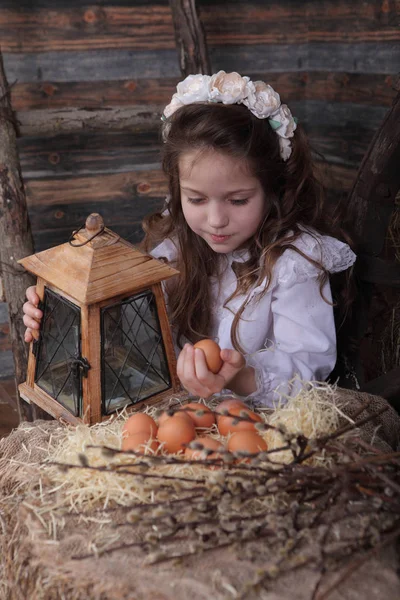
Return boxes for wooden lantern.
[18,214,180,425]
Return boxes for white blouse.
[151,231,356,407]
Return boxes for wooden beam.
[3,45,398,87]
[0,50,48,421]
[1,2,398,51]
[169,0,211,76]
[9,73,397,113]
[17,105,163,137]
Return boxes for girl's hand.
[22,286,42,343]
[177,343,246,398]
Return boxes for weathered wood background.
[0,0,399,379]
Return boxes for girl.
[23,71,356,407]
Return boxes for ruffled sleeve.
[274,231,356,287]
[244,232,356,407]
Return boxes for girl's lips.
[210,234,232,243]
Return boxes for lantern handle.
[68,224,105,247]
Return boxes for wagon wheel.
[329,87,400,411]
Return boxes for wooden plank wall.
[0,0,399,379]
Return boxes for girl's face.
[179,149,266,254]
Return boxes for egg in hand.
[193,339,223,374]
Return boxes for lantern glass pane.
[35,289,81,416]
[101,290,171,414]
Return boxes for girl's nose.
[207,202,229,229]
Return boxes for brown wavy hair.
[141,103,353,351]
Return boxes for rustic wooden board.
[18,129,365,177]
[16,105,164,137]
[3,42,399,86]
[18,131,162,179]
[1,1,398,52]
[10,72,397,112]
[28,202,163,245]
[0,4,176,52]
[16,101,388,183]
[24,170,167,206]
[11,77,179,110]
[208,42,400,75]
[201,0,400,44]
[2,50,181,83]
[15,100,388,149]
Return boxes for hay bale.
[0,386,399,600]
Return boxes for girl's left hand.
[177,343,246,398]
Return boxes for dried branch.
[50,403,400,600]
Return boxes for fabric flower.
[279,138,292,161]
[243,81,281,118]
[176,74,211,104]
[271,104,297,138]
[163,93,185,118]
[161,71,298,160]
[209,70,250,104]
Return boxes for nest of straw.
[36,384,346,511]
[1,384,399,600]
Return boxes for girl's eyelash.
[187,198,249,205]
[231,198,249,205]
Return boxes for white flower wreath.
[162,71,298,161]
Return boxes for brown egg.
[215,397,246,417]
[122,431,159,453]
[227,431,268,455]
[217,405,263,436]
[157,410,193,427]
[185,436,224,461]
[179,402,215,429]
[157,415,196,454]
[193,339,223,374]
[122,413,158,438]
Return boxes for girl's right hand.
[23,286,42,343]
[177,343,246,399]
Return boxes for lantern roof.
[18,214,179,304]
